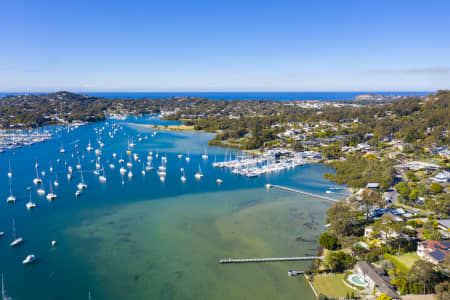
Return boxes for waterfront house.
[366,183,380,189]
[431,170,450,183]
[436,219,450,239]
[416,240,450,265]
[356,261,398,299]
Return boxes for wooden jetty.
[219,256,324,264]
[265,184,338,202]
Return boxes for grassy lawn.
[391,252,420,269]
[312,273,357,298]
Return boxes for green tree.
[318,232,340,250]
[406,261,444,294]
[326,202,361,238]
[396,182,410,200]
[430,182,444,194]
[325,251,355,272]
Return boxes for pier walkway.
[266,184,338,202]
[219,256,324,264]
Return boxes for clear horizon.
[1,0,449,91]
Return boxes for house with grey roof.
[355,261,398,299]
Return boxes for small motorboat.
[23,254,36,265]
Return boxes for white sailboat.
[37,179,46,196]
[60,143,65,153]
[202,149,208,160]
[54,174,60,187]
[146,160,154,171]
[194,165,203,179]
[22,254,36,265]
[6,178,16,203]
[77,170,88,190]
[118,153,125,164]
[180,169,186,182]
[7,160,12,178]
[46,181,56,200]
[10,219,23,247]
[185,152,190,162]
[26,190,36,209]
[99,166,107,182]
[33,162,42,185]
[86,139,93,151]
[76,157,82,170]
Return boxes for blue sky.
[0,0,449,92]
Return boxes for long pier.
[219,256,324,264]
[266,184,338,202]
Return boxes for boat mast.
[1,273,5,300]
[8,179,12,197]
[12,219,16,241]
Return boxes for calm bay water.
[0,91,430,101]
[0,116,345,300]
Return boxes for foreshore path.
[265,184,339,202]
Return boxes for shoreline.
[128,122,208,132]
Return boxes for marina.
[0,116,345,300]
[213,149,307,177]
[0,130,53,152]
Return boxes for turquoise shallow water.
[0,117,345,300]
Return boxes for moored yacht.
[6,178,16,203]
[180,169,186,182]
[194,165,203,179]
[46,182,56,200]
[22,254,36,265]
[99,166,107,182]
[26,190,36,209]
[33,162,42,185]
[7,159,13,178]
[86,139,93,151]
[77,170,88,190]
[10,219,22,247]
[202,150,208,160]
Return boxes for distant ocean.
[0,91,431,101]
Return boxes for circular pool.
[347,274,368,288]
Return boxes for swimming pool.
[347,274,368,287]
